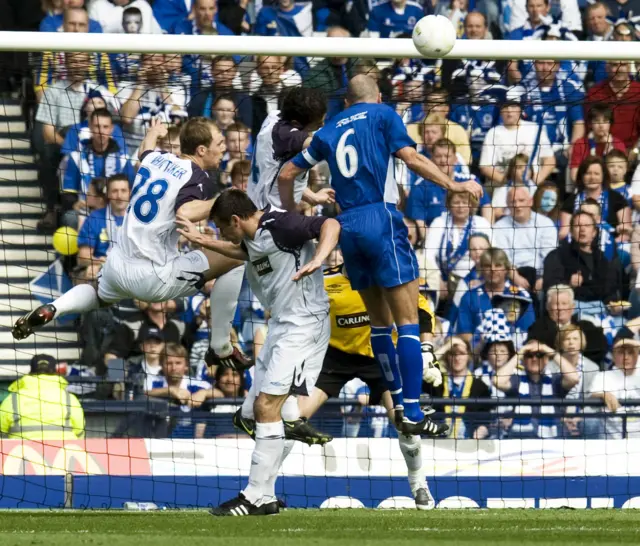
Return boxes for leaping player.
[12,118,249,372]
[279,75,484,435]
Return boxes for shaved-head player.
[279,75,483,435]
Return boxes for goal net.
[0,32,640,511]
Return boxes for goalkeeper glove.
[421,341,443,387]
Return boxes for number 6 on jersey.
[336,128,358,178]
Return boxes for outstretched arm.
[395,146,484,200]
[278,161,308,212]
[176,215,249,261]
[293,218,341,281]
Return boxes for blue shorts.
[338,202,419,291]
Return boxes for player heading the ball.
[279,75,483,436]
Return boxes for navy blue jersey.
[292,102,415,210]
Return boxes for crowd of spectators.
[5,0,640,439]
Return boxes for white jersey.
[248,110,310,209]
[242,206,329,325]
[118,150,214,265]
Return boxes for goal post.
[0,31,639,60]
[1,28,640,512]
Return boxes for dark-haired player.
[248,86,335,209]
[177,189,341,516]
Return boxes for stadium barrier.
[2,438,640,509]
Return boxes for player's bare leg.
[298,388,329,418]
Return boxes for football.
[412,15,457,58]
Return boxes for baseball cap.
[30,354,57,374]
[139,326,165,343]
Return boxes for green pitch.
[0,510,638,546]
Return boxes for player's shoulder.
[259,110,281,134]
[368,102,396,117]
[181,160,207,186]
[139,149,169,164]
[258,205,293,230]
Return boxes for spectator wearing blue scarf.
[61,109,135,207]
[559,156,631,241]
[520,57,585,177]
[494,340,579,439]
[174,0,238,93]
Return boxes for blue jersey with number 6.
[119,150,215,266]
[292,102,419,291]
[293,102,415,211]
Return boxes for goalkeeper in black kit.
[234,258,444,510]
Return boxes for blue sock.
[370,326,403,409]
[397,324,424,422]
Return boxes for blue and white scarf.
[76,143,128,197]
[512,369,558,438]
[573,189,609,222]
[438,214,474,280]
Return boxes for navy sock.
[370,326,403,408]
[397,324,423,422]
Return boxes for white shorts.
[97,248,210,303]
[253,315,331,397]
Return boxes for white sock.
[399,434,424,493]
[209,265,245,356]
[242,421,284,505]
[263,439,295,503]
[280,396,300,422]
[52,284,99,317]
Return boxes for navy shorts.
[338,202,419,291]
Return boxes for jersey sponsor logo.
[336,312,370,328]
[253,256,273,277]
[336,111,368,128]
[325,282,344,294]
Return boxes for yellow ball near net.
[52,227,79,256]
